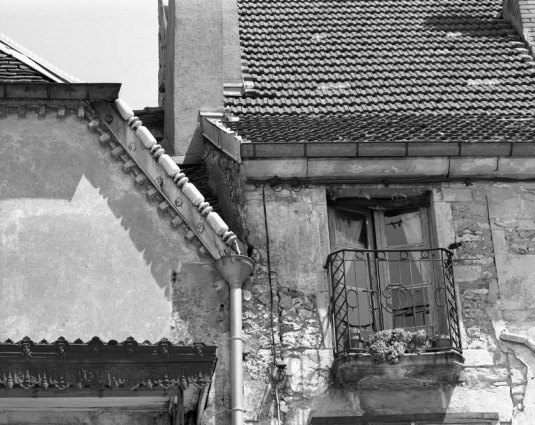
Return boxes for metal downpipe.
[230,283,244,425]
[215,255,255,425]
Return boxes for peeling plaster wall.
[205,148,535,425]
[0,111,237,424]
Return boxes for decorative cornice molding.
[0,83,121,101]
[0,337,216,397]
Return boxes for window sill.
[332,350,464,388]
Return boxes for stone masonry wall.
[204,147,535,425]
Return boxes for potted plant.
[368,329,428,364]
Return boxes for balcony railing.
[325,248,461,357]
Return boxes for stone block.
[254,143,305,158]
[449,157,498,177]
[462,366,509,384]
[285,349,333,398]
[441,188,474,202]
[358,142,406,156]
[454,265,482,282]
[448,385,513,423]
[498,157,535,179]
[306,143,357,157]
[407,142,459,156]
[463,349,496,366]
[460,142,511,156]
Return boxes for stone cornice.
[0,83,121,101]
[241,157,535,182]
[240,141,535,159]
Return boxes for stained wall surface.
[205,144,535,425]
[0,112,226,366]
[2,113,172,341]
[0,109,237,423]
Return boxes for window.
[326,194,460,355]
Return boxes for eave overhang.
[0,83,121,102]
[201,116,535,183]
[0,337,216,398]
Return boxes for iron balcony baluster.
[325,248,461,357]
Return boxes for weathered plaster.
[1,114,179,341]
[1,109,239,424]
[204,148,535,424]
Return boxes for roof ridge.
[0,33,83,83]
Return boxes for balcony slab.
[333,351,464,388]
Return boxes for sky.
[0,0,158,109]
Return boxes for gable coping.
[90,99,241,260]
[0,34,82,83]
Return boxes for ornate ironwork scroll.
[0,337,216,397]
[326,248,461,357]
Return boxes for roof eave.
[0,83,121,102]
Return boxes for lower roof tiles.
[227,113,535,143]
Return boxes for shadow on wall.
[1,115,178,293]
[0,113,221,341]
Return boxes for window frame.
[326,190,456,348]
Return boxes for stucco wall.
[165,0,242,161]
[0,110,238,423]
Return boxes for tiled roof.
[0,49,53,83]
[224,0,535,143]
[227,114,535,143]
[0,34,80,83]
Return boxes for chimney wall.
[164,0,242,162]
[503,0,535,51]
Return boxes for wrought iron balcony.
[325,248,461,357]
